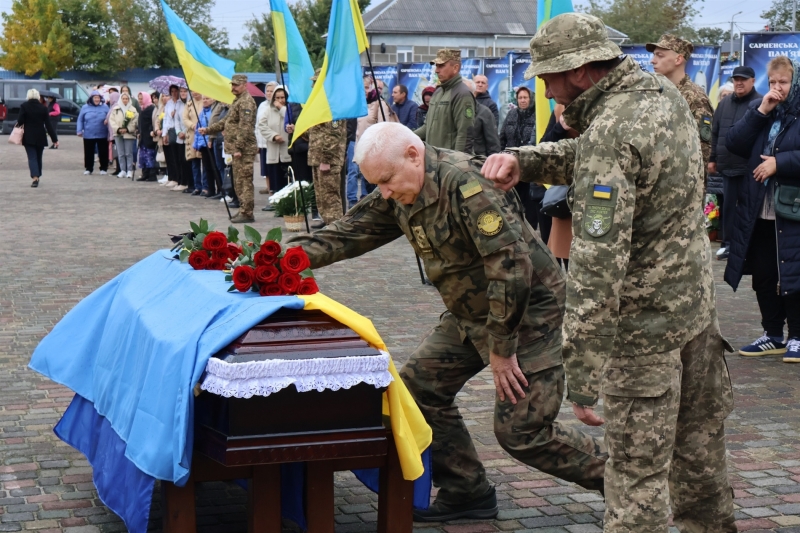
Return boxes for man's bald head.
[354,123,426,205]
[474,75,488,95]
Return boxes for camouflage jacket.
[287,145,565,368]
[509,56,715,406]
[308,119,347,168]
[205,91,257,155]
[677,74,714,175]
[414,75,475,153]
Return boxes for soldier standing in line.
[648,34,714,179]
[200,74,258,223]
[414,49,475,152]
[287,122,606,522]
[483,13,736,532]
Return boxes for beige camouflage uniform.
[287,144,606,505]
[506,14,736,533]
[308,119,347,223]
[647,35,714,176]
[205,74,258,219]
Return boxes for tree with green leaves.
[58,0,118,74]
[691,27,738,45]
[0,0,74,77]
[762,0,796,30]
[583,0,697,43]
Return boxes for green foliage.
[691,27,738,45]
[57,0,117,74]
[266,227,283,243]
[243,225,262,246]
[762,0,797,30]
[0,0,74,77]
[227,225,240,243]
[581,0,697,43]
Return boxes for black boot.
[413,486,498,522]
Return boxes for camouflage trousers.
[400,313,607,504]
[232,152,256,218]
[312,165,343,224]
[603,318,736,533]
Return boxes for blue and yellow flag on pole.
[291,0,368,145]
[535,0,573,142]
[160,0,235,104]
[270,0,314,104]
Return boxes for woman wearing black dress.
[17,89,58,187]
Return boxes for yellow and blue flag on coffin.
[270,0,314,104]
[291,0,368,145]
[535,0,573,142]
[160,0,235,104]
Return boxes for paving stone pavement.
[1,136,800,532]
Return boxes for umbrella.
[246,82,265,98]
[149,75,187,94]
[39,90,61,100]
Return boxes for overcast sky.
[0,0,775,50]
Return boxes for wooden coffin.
[195,308,389,465]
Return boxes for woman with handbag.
[725,55,800,362]
[15,88,58,187]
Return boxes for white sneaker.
[117,171,126,178]
[716,247,727,257]
[164,181,178,188]
[158,176,168,184]
[83,170,91,175]
[127,171,134,179]
[221,195,233,203]
[99,171,108,175]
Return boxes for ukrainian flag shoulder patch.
[592,184,613,200]
[460,180,483,199]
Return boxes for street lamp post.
[730,11,742,63]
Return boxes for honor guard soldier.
[483,13,736,532]
[287,122,606,522]
[201,74,258,223]
[648,34,715,179]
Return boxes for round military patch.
[477,210,503,236]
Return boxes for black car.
[0,80,91,135]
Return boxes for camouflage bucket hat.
[524,13,622,79]
[645,34,693,61]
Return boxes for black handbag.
[167,127,178,145]
[540,185,572,219]
[775,182,800,222]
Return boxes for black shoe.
[31,178,39,188]
[208,193,224,200]
[136,174,149,181]
[199,191,209,197]
[228,201,240,209]
[182,188,194,194]
[192,189,201,195]
[262,204,275,211]
[413,486,498,522]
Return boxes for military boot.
[230,213,255,224]
[413,486,498,522]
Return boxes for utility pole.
[730,11,742,63]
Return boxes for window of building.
[397,46,413,63]
[461,48,476,58]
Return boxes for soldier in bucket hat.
[482,13,737,532]
[648,34,714,178]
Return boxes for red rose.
[253,251,276,267]
[212,249,228,261]
[259,283,283,296]
[260,240,282,260]
[232,265,255,292]
[188,250,209,270]
[297,278,319,295]
[255,264,280,285]
[278,272,302,294]
[203,231,228,251]
[207,258,227,271]
[280,247,311,274]
[226,242,242,261]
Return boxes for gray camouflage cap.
[524,13,622,79]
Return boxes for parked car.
[0,79,90,135]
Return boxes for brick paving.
[1,136,800,532]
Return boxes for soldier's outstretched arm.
[561,141,639,409]
[483,138,578,189]
[285,190,404,269]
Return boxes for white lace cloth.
[200,351,393,399]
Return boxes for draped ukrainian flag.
[160,0,235,104]
[535,0,573,142]
[291,0,368,145]
[270,0,314,104]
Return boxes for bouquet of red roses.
[178,219,318,297]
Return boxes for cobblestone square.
[2,137,800,532]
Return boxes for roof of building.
[362,0,628,40]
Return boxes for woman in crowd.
[258,85,291,197]
[154,93,169,182]
[46,96,60,149]
[17,88,58,187]
[350,77,394,206]
[726,55,800,362]
[105,91,121,175]
[109,92,139,178]
[196,95,219,197]
[285,101,311,185]
[121,85,141,112]
[76,90,110,175]
[499,86,541,229]
[416,86,435,129]
[182,91,205,195]
[162,85,190,191]
[136,92,158,182]
[256,81,278,195]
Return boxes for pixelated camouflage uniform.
[206,82,258,218]
[287,144,606,505]
[308,119,347,223]
[509,14,736,533]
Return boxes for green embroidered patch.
[584,204,613,237]
[466,107,474,119]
